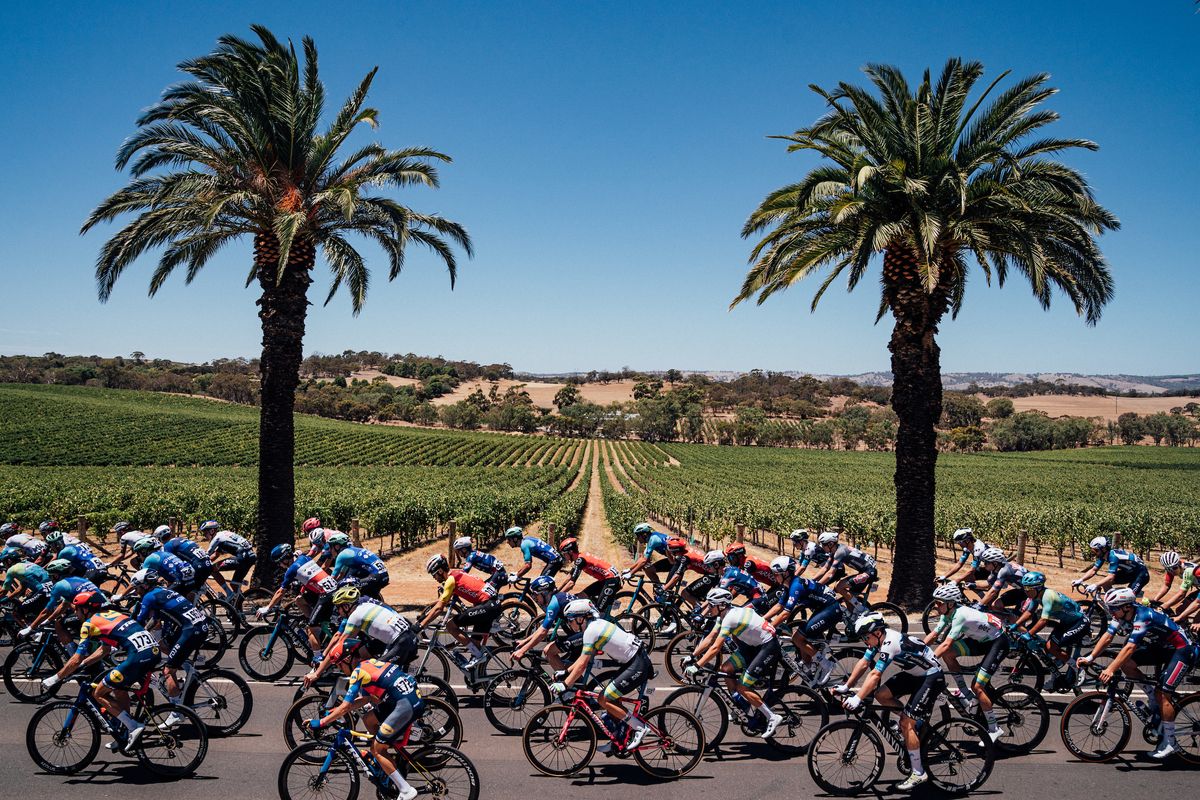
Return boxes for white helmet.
[1161,551,1181,570]
[153,524,172,540]
[932,584,964,604]
[770,555,795,574]
[952,528,974,543]
[705,588,734,606]
[854,611,887,637]
[789,529,808,541]
[1089,536,1109,551]
[703,550,726,567]
[425,554,448,574]
[1103,587,1136,609]
[452,536,472,551]
[309,527,326,546]
[818,531,839,546]
[979,547,1007,565]
[564,599,597,619]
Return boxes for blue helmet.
[530,576,556,595]
[1020,571,1046,589]
[271,543,294,563]
[199,520,220,533]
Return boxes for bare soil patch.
[1006,394,1189,421]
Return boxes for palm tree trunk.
[884,247,947,610]
[253,233,314,583]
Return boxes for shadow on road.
[53,762,220,786]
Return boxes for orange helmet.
[558,537,579,554]
[724,543,746,557]
[72,591,104,610]
[667,537,688,552]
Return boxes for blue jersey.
[1109,605,1191,650]
[164,538,213,570]
[1094,549,1146,580]
[48,576,103,608]
[461,550,505,575]
[781,577,839,612]
[58,543,107,572]
[136,586,208,632]
[142,551,197,585]
[332,546,387,579]
[519,537,561,565]
[540,591,579,631]
[642,531,670,560]
[719,565,761,597]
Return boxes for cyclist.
[40,591,161,754]
[1012,571,1086,689]
[938,528,993,583]
[132,537,197,593]
[797,535,830,577]
[20,559,106,640]
[55,536,110,584]
[788,528,809,557]
[0,521,20,540]
[624,522,671,585]
[159,527,215,600]
[726,542,784,606]
[812,531,878,614]
[923,583,1006,740]
[661,537,720,609]
[504,526,564,579]
[551,599,652,752]
[976,547,1027,611]
[836,612,945,791]
[686,587,784,738]
[257,543,338,650]
[512,575,578,671]
[1079,587,1199,760]
[762,555,840,681]
[305,525,329,560]
[307,657,424,800]
[557,537,622,615]
[1074,535,1150,597]
[204,522,257,597]
[2,558,53,625]
[44,527,82,553]
[307,586,418,687]
[717,550,768,611]
[418,554,501,668]
[324,532,390,599]
[129,569,210,725]
[112,522,148,564]
[301,516,322,542]
[6,530,48,564]
[451,535,509,590]
[1151,551,1199,614]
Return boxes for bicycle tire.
[521,704,596,777]
[238,626,296,681]
[920,601,939,634]
[661,684,730,749]
[413,643,452,683]
[278,741,360,800]
[1172,692,1200,765]
[418,673,459,710]
[195,622,229,669]
[483,668,552,735]
[765,685,829,754]
[1000,648,1047,692]
[404,744,480,800]
[183,667,253,736]
[638,602,683,645]
[613,610,656,652]
[1060,691,1131,762]
[807,719,885,796]
[663,631,699,683]
[26,700,101,775]
[136,703,209,778]
[868,602,908,635]
[3,641,65,703]
[922,716,994,794]
[633,706,705,779]
[494,599,537,642]
[990,683,1049,755]
[410,696,463,752]
[200,597,242,636]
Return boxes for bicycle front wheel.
[807,719,885,796]
[410,697,463,751]
[1173,692,1200,765]
[4,642,65,703]
[663,631,698,684]
[136,703,209,777]
[483,669,551,735]
[661,684,729,749]
[493,599,537,642]
[278,742,360,800]
[184,667,254,736]
[404,745,480,800]
[990,683,1049,755]
[238,626,295,681]
[26,700,101,775]
[633,706,705,779]
[922,716,994,794]
[613,610,656,652]
[521,704,596,777]
[1060,691,1131,762]
[765,686,829,754]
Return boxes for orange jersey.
[439,569,496,605]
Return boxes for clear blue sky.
[1,1,1196,375]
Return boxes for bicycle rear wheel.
[418,673,459,710]
[868,602,908,635]
[26,700,101,775]
[1060,691,1131,762]
[405,745,480,800]
[990,683,1049,755]
[200,597,242,636]
[483,669,551,735]
[765,685,829,754]
[493,599,536,642]
[827,646,866,687]
[195,623,229,669]
[184,667,254,736]
[663,631,698,683]
[922,716,994,794]
[410,697,463,751]
[613,611,656,652]
[661,684,729,749]
[4,641,65,703]
[278,742,359,800]
[806,719,885,796]
[238,626,295,681]
[136,703,209,777]
[633,706,705,779]
[521,704,596,777]
[1173,692,1200,765]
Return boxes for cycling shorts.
[538,559,564,578]
[374,696,425,744]
[104,647,162,689]
[1049,617,1088,649]
[684,574,718,599]
[219,549,257,582]
[843,570,878,593]
[165,624,210,669]
[800,604,841,640]
[582,577,622,616]
[603,648,652,701]
[358,574,389,600]
[453,597,501,634]
[380,631,419,671]
[883,671,945,719]
[19,593,49,619]
[1123,566,1151,595]
[305,591,334,627]
[172,566,213,597]
[732,638,781,687]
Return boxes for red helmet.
[72,591,104,610]
[558,537,579,553]
[667,537,688,552]
[724,543,746,557]
[301,517,321,534]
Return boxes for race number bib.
[127,630,158,652]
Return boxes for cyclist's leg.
[738,639,781,713]
[373,696,418,795]
[598,649,652,722]
[539,560,563,578]
[895,672,944,776]
[974,636,1010,728]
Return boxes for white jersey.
[718,605,777,647]
[58,534,81,547]
[120,531,147,549]
[864,629,941,679]
[580,619,642,663]
[340,603,412,644]
[207,530,252,555]
[6,533,31,548]
[936,605,1002,643]
[293,559,336,594]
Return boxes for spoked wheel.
[1172,693,1200,765]
[409,697,463,752]
[990,683,1049,755]
[827,647,866,687]
[26,701,101,775]
[613,611,656,652]
[999,649,1047,692]
[661,684,729,749]
[639,603,683,645]
[868,602,908,635]
[632,706,705,779]
[278,741,359,800]
[1080,602,1108,649]
[483,669,552,735]
[284,696,372,760]
[417,673,459,710]
[664,632,700,683]
[521,704,596,777]
[807,719,885,796]
[4,642,65,703]
[413,644,452,683]
[1060,691,1131,762]
[195,624,230,669]
[404,745,481,800]
[136,703,209,778]
[493,600,537,643]
[765,686,829,754]
[200,597,243,637]
[238,627,296,681]
[184,667,254,736]
[922,716,994,794]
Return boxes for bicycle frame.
[560,687,650,750]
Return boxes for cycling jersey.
[7,534,46,559]
[667,547,714,579]
[780,576,839,613]
[340,602,412,644]
[519,536,562,565]
[47,576,102,608]
[642,531,670,560]
[540,591,579,631]
[936,605,1003,642]
[1094,549,1145,579]
[332,546,388,579]
[1164,563,1200,593]
[438,569,496,605]
[342,658,421,704]
[719,565,761,597]
[568,553,619,582]
[1109,606,1191,650]
[830,544,876,573]
[281,555,336,595]
[864,629,942,678]
[142,551,196,585]
[77,610,158,656]
[136,586,209,631]
[989,562,1027,590]
[164,538,214,569]
[461,550,505,575]
[58,543,107,573]
[800,541,829,569]
[744,556,781,587]
[3,561,50,593]
[956,539,991,567]
[717,605,777,647]
[1024,588,1084,624]
[5,533,31,548]
[580,618,642,663]
[207,530,253,556]
[118,531,148,550]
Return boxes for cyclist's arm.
[260,586,288,614]
[513,625,549,658]
[1173,595,1200,624]
[561,649,592,688]
[1101,640,1138,680]
[306,631,348,685]
[690,626,720,660]
[852,664,882,701]
[1079,630,1114,665]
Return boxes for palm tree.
[82,26,472,577]
[733,59,1117,608]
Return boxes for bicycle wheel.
[404,745,480,800]
[93,572,129,597]
[828,646,866,687]
[418,673,459,710]
[413,644,452,683]
[136,703,209,778]
[521,704,596,777]
[990,683,1049,755]
[633,706,705,779]
[613,611,656,652]
[1060,691,1131,762]
[868,602,908,635]
[26,700,101,775]
[195,623,229,669]
[239,587,274,617]
[184,667,254,736]
[238,626,296,681]
[283,695,373,759]
[494,599,537,642]
[200,597,242,636]
[999,649,1047,692]
[4,641,65,703]
[1173,692,1200,765]
[921,601,939,634]
[807,719,885,796]
[661,684,729,749]
[410,697,463,750]
[765,685,829,754]
[922,716,993,794]
[663,631,698,684]
[278,741,360,800]
[483,669,552,735]
[1081,602,1107,648]
[639,602,683,644]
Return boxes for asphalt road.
[3,656,1195,799]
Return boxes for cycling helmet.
[769,555,796,574]
[0,547,18,564]
[301,517,321,534]
[153,524,172,540]
[325,532,351,549]
[112,521,132,535]
[504,526,524,541]
[130,569,160,587]
[530,575,556,595]
[1089,536,1109,552]
[979,547,1007,565]
[45,530,64,548]
[853,611,887,637]
[952,528,974,544]
[332,586,361,606]
[724,543,746,558]
[706,587,734,606]
[932,584,964,604]
[557,537,580,554]
[702,550,726,567]
[1103,587,1136,609]
[632,523,654,539]
[199,520,220,534]
[336,576,361,590]
[564,599,597,619]
[666,537,688,552]
[309,527,326,546]
[0,522,17,536]
[818,531,840,546]
[72,590,105,610]
[789,529,808,541]
[271,543,294,563]
[452,536,472,552]
[1020,571,1046,588]
[39,520,59,535]
[132,537,160,555]
[1160,551,1181,570]
[426,554,448,575]
[45,558,72,575]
